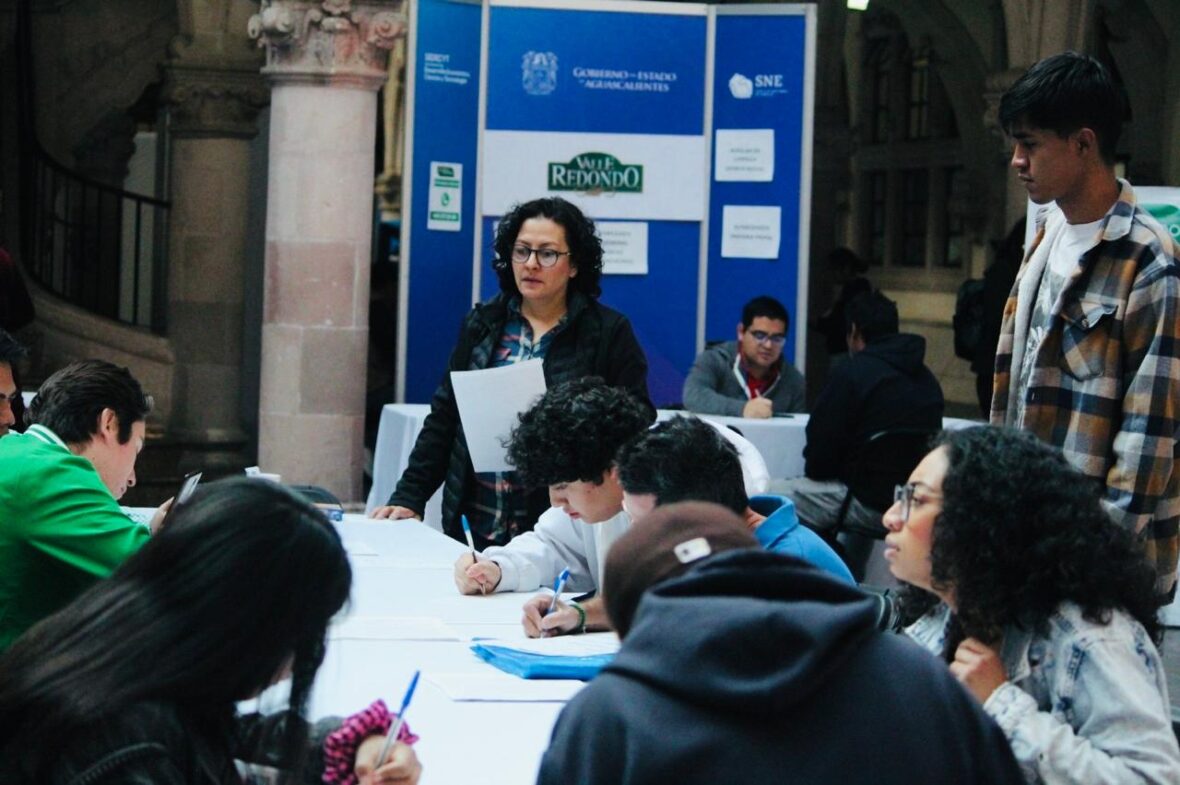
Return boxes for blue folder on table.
[470,643,614,681]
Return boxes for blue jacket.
[750,495,854,584]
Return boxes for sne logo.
[729,72,787,99]
[522,51,558,96]
[548,153,643,194]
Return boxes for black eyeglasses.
[892,483,942,522]
[511,244,571,268]
[748,330,786,347]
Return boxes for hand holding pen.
[521,568,573,638]
[454,516,501,594]
[354,671,422,784]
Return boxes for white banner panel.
[482,130,707,220]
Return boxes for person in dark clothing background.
[536,501,1023,785]
[0,330,27,437]
[814,247,872,368]
[0,247,35,434]
[972,219,1024,417]
[774,290,944,535]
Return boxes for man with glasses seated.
[682,295,805,418]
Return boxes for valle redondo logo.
[548,153,643,193]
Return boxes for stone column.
[161,56,268,470]
[249,1,405,501]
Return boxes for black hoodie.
[804,332,944,482]
[537,551,1021,785]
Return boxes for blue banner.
[486,6,705,135]
[404,0,482,403]
[706,11,809,363]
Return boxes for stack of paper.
[469,633,620,681]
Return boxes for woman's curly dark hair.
[896,426,1162,644]
[492,197,604,299]
[506,378,653,489]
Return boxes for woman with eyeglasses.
[882,426,1179,784]
[0,478,421,784]
[371,197,650,550]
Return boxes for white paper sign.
[721,205,782,259]
[450,360,547,473]
[598,221,648,275]
[428,161,462,232]
[714,128,775,182]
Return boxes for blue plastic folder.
[470,643,614,681]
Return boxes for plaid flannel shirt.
[991,180,1180,591]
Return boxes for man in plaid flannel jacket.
[992,52,1180,593]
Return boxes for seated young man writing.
[451,378,653,636]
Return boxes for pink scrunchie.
[322,699,418,785]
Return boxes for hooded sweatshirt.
[537,550,1022,785]
[804,332,944,482]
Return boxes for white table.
[303,515,576,784]
[366,402,980,525]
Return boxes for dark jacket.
[804,332,944,482]
[388,291,650,546]
[0,702,332,784]
[537,550,1023,785]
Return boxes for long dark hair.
[896,427,1162,645]
[0,478,352,780]
[492,196,604,299]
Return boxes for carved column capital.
[162,64,270,139]
[248,0,407,91]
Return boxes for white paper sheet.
[450,360,547,473]
[714,128,775,182]
[329,615,463,641]
[426,671,585,702]
[598,221,649,275]
[720,205,782,259]
[342,539,379,556]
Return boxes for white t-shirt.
[1014,217,1103,426]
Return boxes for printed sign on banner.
[714,128,775,182]
[428,162,463,231]
[721,205,782,259]
[598,222,648,275]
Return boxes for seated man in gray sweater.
[682,295,805,418]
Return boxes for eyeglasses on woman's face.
[891,482,943,523]
[510,244,570,268]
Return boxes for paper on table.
[450,360,547,473]
[426,671,585,702]
[329,615,462,641]
[342,539,379,556]
[472,632,621,657]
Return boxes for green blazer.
[0,425,149,650]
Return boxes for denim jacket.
[907,602,1180,784]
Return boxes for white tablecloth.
[299,515,571,784]
[366,402,979,526]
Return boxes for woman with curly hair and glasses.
[0,479,421,784]
[882,426,1179,784]
[372,197,651,550]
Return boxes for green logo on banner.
[548,152,643,193]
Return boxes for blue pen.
[546,568,571,617]
[461,515,478,561]
[377,670,420,766]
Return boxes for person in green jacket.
[0,359,156,650]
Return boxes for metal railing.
[15,0,170,334]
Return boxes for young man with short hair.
[615,415,852,583]
[682,295,805,418]
[993,51,1180,592]
[0,360,157,649]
